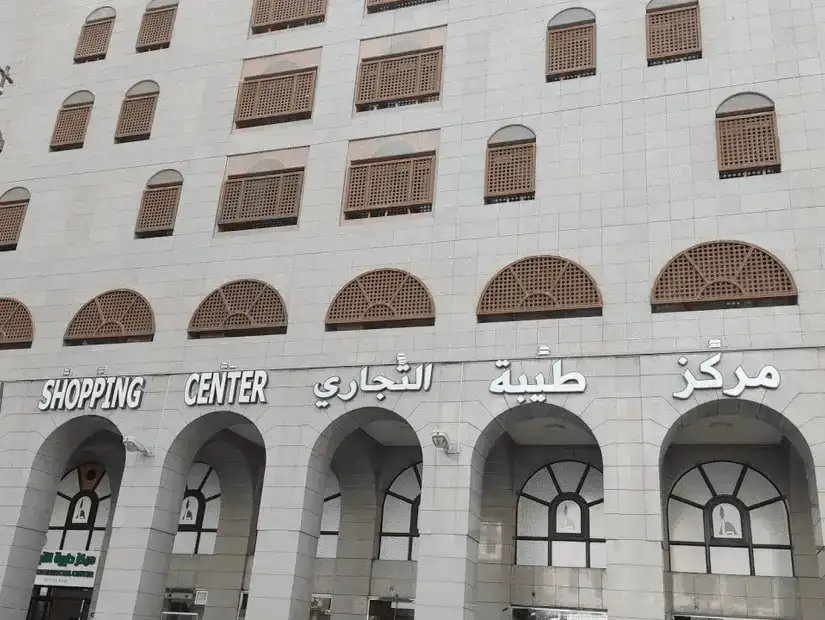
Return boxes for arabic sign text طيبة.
[184,370,269,406]
[489,359,586,402]
[35,550,98,588]
[38,377,146,412]
[314,358,434,408]
[672,353,780,400]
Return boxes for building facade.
[1,0,825,619]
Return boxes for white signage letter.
[38,380,56,411]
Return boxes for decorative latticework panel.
[651,241,797,312]
[366,0,439,13]
[235,70,316,127]
[50,105,92,151]
[546,23,596,81]
[647,4,701,65]
[135,184,181,237]
[74,18,114,62]
[485,142,536,202]
[218,170,303,230]
[478,256,602,322]
[64,289,155,345]
[251,0,327,33]
[136,7,177,51]
[188,279,288,338]
[344,154,435,219]
[0,200,27,251]
[355,49,442,110]
[716,111,780,178]
[115,95,158,142]
[0,299,34,348]
[326,269,435,331]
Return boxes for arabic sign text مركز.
[672,352,780,400]
[488,359,586,403]
[35,550,98,588]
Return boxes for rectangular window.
[546,22,596,82]
[0,202,27,250]
[74,18,114,62]
[367,598,414,620]
[136,7,177,51]
[218,170,304,230]
[251,0,327,33]
[716,111,780,178]
[235,69,317,127]
[115,95,158,142]
[344,153,435,219]
[51,105,93,151]
[355,48,442,111]
[135,185,181,237]
[485,142,536,202]
[647,3,701,66]
[365,0,439,13]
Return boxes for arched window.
[137,0,178,52]
[0,298,34,348]
[667,461,792,576]
[46,464,111,552]
[546,8,596,82]
[651,240,796,312]
[64,289,155,345]
[135,169,182,237]
[75,7,116,63]
[317,472,341,559]
[646,0,701,66]
[325,269,435,331]
[516,461,605,568]
[51,91,95,151]
[173,462,221,555]
[188,279,288,338]
[477,255,602,322]
[379,463,421,561]
[716,92,780,178]
[485,125,536,204]
[115,81,159,143]
[0,187,29,251]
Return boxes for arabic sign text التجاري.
[488,359,586,403]
[672,352,780,400]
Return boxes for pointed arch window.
[64,289,155,345]
[0,298,34,348]
[173,462,222,555]
[46,464,111,552]
[379,463,421,561]
[188,279,288,338]
[51,91,94,151]
[0,187,29,251]
[667,461,792,576]
[516,461,605,568]
[485,125,536,204]
[546,8,596,82]
[317,473,341,559]
[75,7,116,63]
[716,92,780,178]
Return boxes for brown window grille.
[136,6,177,52]
[546,21,596,82]
[651,241,797,313]
[115,89,158,143]
[485,142,536,203]
[326,269,435,331]
[646,3,701,66]
[355,48,442,111]
[344,153,435,219]
[64,289,155,345]
[0,192,28,251]
[188,279,288,338]
[218,169,303,230]
[235,69,317,128]
[74,16,114,63]
[716,109,780,178]
[251,0,327,33]
[477,256,602,322]
[0,299,34,349]
[365,0,439,13]
[135,172,182,237]
[50,100,93,151]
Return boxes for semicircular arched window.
[325,269,435,331]
[716,92,780,178]
[51,91,95,151]
[46,464,111,552]
[667,461,792,576]
[651,240,796,313]
[75,7,116,63]
[646,0,701,66]
[188,279,288,339]
[546,8,597,82]
[317,472,341,559]
[115,81,159,143]
[516,460,605,568]
[173,462,221,555]
[0,298,34,349]
[137,0,178,52]
[379,462,421,561]
[135,169,183,237]
[0,187,29,251]
[64,289,155,346]
[478,255,602,322]
[485,125,536,204]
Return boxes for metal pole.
[0,65,14,94]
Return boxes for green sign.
[35,550,98,588]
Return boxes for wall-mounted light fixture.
[430,430,458,455]
[708,338,722,349]
[123,436,154,457]
[62,368,72,377]
[537,345,551,357]
[96,366,106,376]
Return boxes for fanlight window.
[478,255,602,322]
[0,298,34,348]
[0,187,29,251]
[135,169,182,237]
[75,7,116,63]
[516,461,605,568]
[379,463,421,561]
[188,279,288,339]
[651,241,796,313]
[64,289,155,345]
[51,91,95,151]
[668,461,792,577]
[325,269,435,331]
[716,92,780,178]
[317,473,341,559]
[546,8,597,82]
[115,81,160,143]
[173,462,221,555]
[46,464,111,552]
[485,125,536,204]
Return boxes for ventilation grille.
[115,95,158,143]
[51,105,92,151]
[188,279,287,338]
[355,49,442,110]
[717,111,781,178]
[218,170,303,230]
[326,269,435,331]
[136,7,176,51]
[366,0,440,13]
[65,290,155,345]
[478,256,602,322]
[647,4,701,65]
[546,22,596,81]
[251,0,327,33]
[0,298,33,348]
[344,154,435,219]
[485,142,536,203]
[0,201,27,251]
[135,184,181,237]
[235,69,316,128]
[651,241,797,312]
[75,18,114,63]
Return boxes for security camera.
[123,436,153,456]
[430,430,458,454]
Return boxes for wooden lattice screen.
[218,170,303,230]
[366,0,439,13]
[115,93,158,142]
[251,0,327,33]
[135,183,181,237]
[485,142,536,202]
[188,279,288,338]
[0,198,27,251]
[75,17,114,63]
[344,154,435,218]
[716,110,780,178]
[326,269,435,330]
[477,256,602,322]
[235,69,317,127]
[355,49,442,110]
[651,241,797,312]
[0,298,34,348]
[546,22,596,81]
[136,7,177,51]
[64,289,155,345]
[646,3,701,65]
[51,104,93,151]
